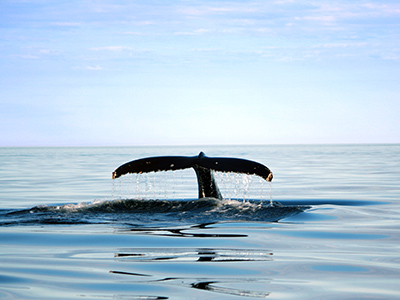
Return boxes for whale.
[112,152,273,200]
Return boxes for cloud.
[122,32,146,35]
[17,47,60,60]
[300,2,400,23]
[20,54,40,59]
[91,46,134,52]
[51,22,81,27]
[39,49,54,54]
[73,65,103,71]
[174,28,212,35]
[361,3,400,14]
[178,4,257,16]
[312,42,368,49]
[298,15,336,23]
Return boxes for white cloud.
[174,28,212,35]
[299,15,337,23]
[21,54,40,59]
[51,22,81,27]
[86,65,102,70]
[312,42,368,48]
[122,32,146,35]
[73,65,103,71]
[18,47,59,60]
[308,2,400,21]
[361,3,400,14]
[178,4,257,16]
[91,46,133,52]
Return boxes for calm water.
[0,145,399,299]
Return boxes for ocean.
[0,144,399,299]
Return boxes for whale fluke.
[112,152,273,200]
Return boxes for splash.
[212,172,273,203]
[1,169,309,227]
[269,181,273,207]
[1,198,310,226]
[112,170,274,203]
[112,169,197,200]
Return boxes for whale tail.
[112,152,273,200]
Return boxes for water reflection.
[109,273,272,299]
[91,293,168,300]
[125,227,248,238]
[109,270,151,277]
[122,222,249,238]
[114,248,273,262]
[111,242,274,298]
[189,279,270,298]
[110,222,274,298]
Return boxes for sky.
[1,0,399,146]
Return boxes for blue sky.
[1,0,399,146]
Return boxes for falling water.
[269,181,273,206]
[213,172,272,203]
[111,169,197,200]
[111,169,273,204]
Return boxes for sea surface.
[0,144,399,299]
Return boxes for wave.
[0,198,310,226]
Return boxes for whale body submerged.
[112,151,273,200]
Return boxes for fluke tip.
[267,173,273,182]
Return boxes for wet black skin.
[112,152,273,200]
